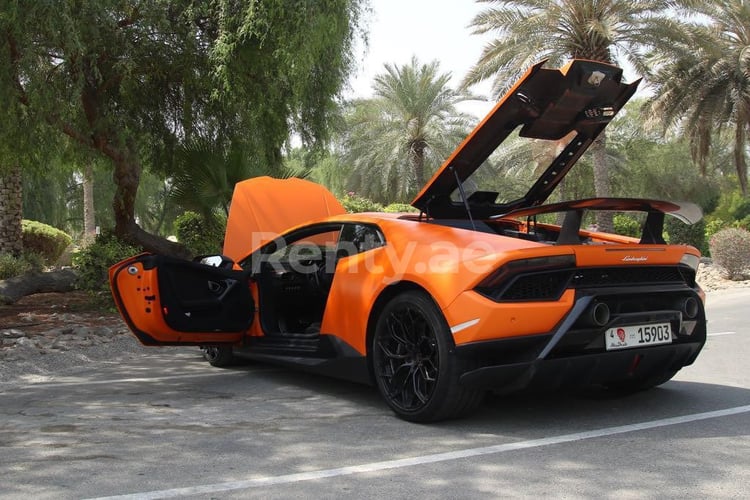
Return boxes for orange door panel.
[109,254,253,346]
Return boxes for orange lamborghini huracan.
[110,60,707,422]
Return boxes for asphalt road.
[1,288,749,499]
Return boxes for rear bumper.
[455,287,707,392]
[458,340,703,392]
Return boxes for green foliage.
[463,1,676,97]
[22,158,77,233]
[171,141,310,222]
[0,252,44,279]
[339,57,476,204]
[704,213,750,255]
[173,211,225,257]
[73,232,141,292]
[608,118,721,210]
[709,228,750,280]
[0,253,28,279]
[711,191,749,222]
[646,2,750,194]
[665,217,707,254]
[734,199,750,220]
[340,194,385,213]
[384,203,418,213]
[1,1,366,253]
[704,217,731,245]
[612,214,641,238]
[21,220,72,265]
[309,152,351,197]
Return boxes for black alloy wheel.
[372,291,483,422]
[201,345,235,367]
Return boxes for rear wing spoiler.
[496,198,703,245]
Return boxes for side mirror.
[196,255,235,270]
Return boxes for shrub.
[704,217,731,246]
[665,217,707,254]
[733,199,750,220]
[709,228,750,280]
[340,194,384,213]
[736,215,750,231]
[21,219,72,265]
[73,231,141,292]
[173,211,225,256]
[613,214,641,238]
[711,190,748,222]
[383,203,418,213]
[1,253,30,279]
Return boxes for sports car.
[109,59,707,422]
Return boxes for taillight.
[477,254,576,289]
[679,253,700,271]
[475,254,576,302]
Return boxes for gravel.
[0,327,152,384]
[696,259,750,291]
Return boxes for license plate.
[605,323,672,351]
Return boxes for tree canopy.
[0,0,366,256]
[460,0,686,231]
[646,0,750,195]
[339,57,477,203]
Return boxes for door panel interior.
[110,254,254,344]
[154,256,254,332]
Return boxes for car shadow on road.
[206,354,750,432]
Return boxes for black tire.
[371,291,483,422]
[606,369,679,394]
[201,345,235,367]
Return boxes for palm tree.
[462,0,677,230]
[647,0,750,195]
[82,161,96,242]
[340,57,477,204]
[0,165,23,256]
[170,139,309,223]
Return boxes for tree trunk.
[410,141,426,188]
[736,123,748,196]
[591,133,613,233]
[0,165,24,256]
[83,161,96,243]
[0,269,78,304]
[59,127,190,258]
[111,150,191,258]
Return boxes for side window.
[241,225,342,272]
[268,229,340,262]
[337,224,385,258]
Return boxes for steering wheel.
[304,259,332,293]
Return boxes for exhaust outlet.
[582,302,610,327]
[681,296,699,319]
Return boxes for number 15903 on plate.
[605,323,672,351]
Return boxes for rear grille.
[477,265,695,302]
[500,271,572,301]
[571,266,693,288]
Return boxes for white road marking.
[88,404,750,500]
[708,331,736,337]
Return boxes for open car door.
[109,254,254,346]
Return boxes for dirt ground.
[0,291,124,335]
